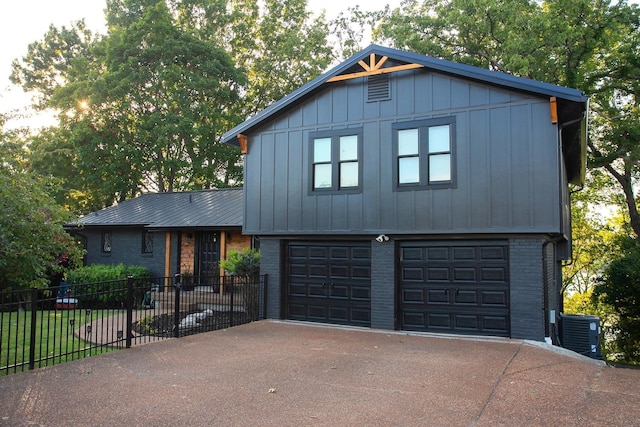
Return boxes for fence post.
[229,276,235,327]
[173,274,181,338]
[28,287,38,371]
[263,274,268,320]
[126,277,134,348]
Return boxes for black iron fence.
[0,274,267,376]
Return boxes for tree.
[11,0,333,212]
[0,118,84,290]
[368,0,640,236]
[593,235,640,364]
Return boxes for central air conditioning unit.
[559,313,602,359]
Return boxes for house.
[65,188,251,284]
[221,45,588,342]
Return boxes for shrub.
[65,264,151,308]
[220,249,260,320]
[220,249,260,277]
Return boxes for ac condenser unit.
[559,314,602,359]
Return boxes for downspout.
[542,235,564,345]
[546,109,587,346]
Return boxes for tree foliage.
[10,0,332,214]
[0,118,85,290]
[593,235,640,364]
[346,0,640,236]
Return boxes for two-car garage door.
[285,240,510,337]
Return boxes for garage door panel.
[453,247,476,260]
[427,268,449,281]
[402,267,424,281]
[427,289,449,304]
[480,246,508,260]
[289,283,307,296]
[353,247,371,259]
[329,284,349,299]
[483,316,509,332]
[427,313,452,329]
[453,268,476,281]
[454,314,479,330]
[352,266,371,278]
[308,283,326,297]
[402,288,424,303]
[481,267,507,282]
[352,286,371,300]
[402,247,423,261]
[287,242,371,327]
[399,241,510,337]
[481,291,508,307]
[454,290,478,305]
[427,247,448,260]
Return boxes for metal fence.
[0,274,267,376]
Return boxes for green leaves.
[0,164,85,290]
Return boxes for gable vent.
[367,74,391,101]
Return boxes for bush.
[65,264,151,308]
[220,249,260,277]
[220,250,260,320]
[593,236,640,365]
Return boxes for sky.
[0,0,400,129]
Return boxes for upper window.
[393,117,455,190]
[102,232,112,253]
[310,129,362,193]
[142,231,153,254]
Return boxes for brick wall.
[179,232,195,274]
[509,237,545,341]
[371,240,395,329]
[259,238,281,319]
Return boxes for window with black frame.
[310,128,363,193]
[101,231,112,253]
[393,117,455,190]
[142,230,153,254]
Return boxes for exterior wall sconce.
[185,233,193,245]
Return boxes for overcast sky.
[0,0,399,127]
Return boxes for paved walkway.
[1,320,639,426]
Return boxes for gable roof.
[221,44,588,145]
[67,188,243,229]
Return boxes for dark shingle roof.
[69,188,243,229]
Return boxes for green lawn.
[1,309,122,375]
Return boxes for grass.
[1,309,123,375]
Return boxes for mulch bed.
[133,311,247,338]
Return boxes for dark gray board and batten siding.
[243,69,563,236]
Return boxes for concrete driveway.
[1,320,639,426]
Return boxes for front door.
[197,232,219,278]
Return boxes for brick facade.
[509,237,545,341]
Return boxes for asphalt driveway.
[1,320,639,426]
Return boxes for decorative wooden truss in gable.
[327,54,424,83]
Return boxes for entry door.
[399,241,510,337]
[286,242,371,327]
[198,232,219,278]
